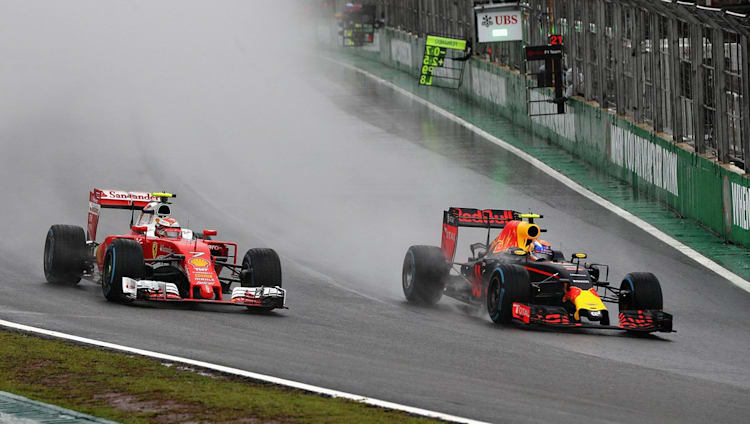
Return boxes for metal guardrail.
[327,0,750,173]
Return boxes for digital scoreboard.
[419,35,468,89]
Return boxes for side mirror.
[589,266,600,282]
[131,225,148,233]
[203,229,218,237]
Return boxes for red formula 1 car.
[43,189,286,311]
[402,207,673,333]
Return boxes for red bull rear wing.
[441,207,542,262]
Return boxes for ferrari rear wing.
[88,189,162,241]
[441,207,542,262]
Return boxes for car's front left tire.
[102,238,144,303]
[487,264,531,324]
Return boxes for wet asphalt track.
[1,3,750,423]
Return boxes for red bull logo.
[454,208,513,225]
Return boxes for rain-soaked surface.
[0,2,749,423]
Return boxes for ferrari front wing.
[122,278,286,310]
[511,302,673,333]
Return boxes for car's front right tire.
[240,248,282,288]
[619,272,663,311]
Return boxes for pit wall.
[320,25,750,248]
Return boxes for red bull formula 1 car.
[43,189,286,311]
[402,207,673,333]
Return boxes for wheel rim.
[402,252,415,291]
[488,279,499,314]
[242,258,254,286]
[103,251,113,294]
[620,278,635,310]
[488,276,505,321]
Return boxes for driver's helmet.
[532,240,552,259]
[155,217,181,238]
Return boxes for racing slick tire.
[43,224,86,285]
[619,272,663,311]
[487,264,531,324]
[402,245,449,305]
[102,239,144,303]
[240,248,282,288]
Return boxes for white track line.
[0,319,490,424]
[326,57,750,294]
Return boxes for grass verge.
[0,329,442,423]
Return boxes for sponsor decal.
[472,264,483,298]
[453,208,514,225]
[610,126,678,196]
[441,223,459,262]
[491,221,521,253]
[152,243,158,258]
[189,257,210,268]
[512,303,531,323]
[123,277,136,291]
[476,9,523,42]
[193,272,215,280]
[481,14,518,27]
[443,226,457,242]
[731,182,750,231]
[101,190,159,201]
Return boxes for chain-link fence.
[326,0,750,173]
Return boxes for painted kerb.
[334,26,750,249]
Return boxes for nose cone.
[573,289,606,321]
[200,285,214,299]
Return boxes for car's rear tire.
[487,264,531,324]
[402,245,449,305]
[43,225,86,285]
[240,248,282,288]
[102,239,144,303]
[619,272,663,311]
